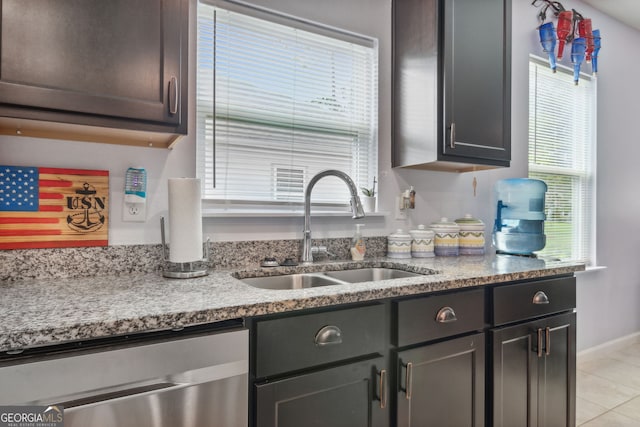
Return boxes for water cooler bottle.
[492,178,547,255]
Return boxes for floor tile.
[582,358,640,391]
[610,344,640,368]
[580,410,639,427]
[614,395,640,422]
[576,370,640,410]
[577,354,610,373]
[576,396,608,426]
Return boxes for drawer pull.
[435,306,458,323]
[532,291,550,305]
[314,325,342,346]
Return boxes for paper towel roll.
[168,178,203,263]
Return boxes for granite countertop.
[0,254,584,353]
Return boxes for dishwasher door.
[0,327,248,427]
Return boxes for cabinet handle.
[537,328,543,358]
[405,362,413,400]
[168,76,179,115]
[314,325,342,346]
[435,306,458,323]
[545,327,551,356]
[450,123,456,148]
[532,291,550,305]
[378,369,388,409]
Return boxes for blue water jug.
[493,178,547,255]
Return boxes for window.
[196,1,378,208]
[528,55,596,264]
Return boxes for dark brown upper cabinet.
[393,0,511,172]
[0,0,188,148]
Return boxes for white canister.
[409,224,435,258]
[387,229,412,259]
[455,214,486,255]
[430,218,460,256]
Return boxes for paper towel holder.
[160,217,209,279]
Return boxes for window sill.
[202,208,388,218]
[575,265,607,275]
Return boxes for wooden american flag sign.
[0,165,109,249]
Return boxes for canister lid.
[429,217,460,232]
[410,224,434,238]
[388,229,412,240]
[454,214,485,231]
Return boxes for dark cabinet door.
[0,0,186,129]
[441,0,511,166]
[491,312,576,427]
[254,357,389,427]
[396,333,485,427]
[537,313,576,427]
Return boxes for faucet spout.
[302,170,365,263]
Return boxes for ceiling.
[581,0,640,31]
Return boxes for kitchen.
[0,0,639,426]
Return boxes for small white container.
[430,218,460,256]
[409,225,435,258]
[387,229,412,259]
[455,214,486,255]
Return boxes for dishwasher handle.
[58,382,181,409]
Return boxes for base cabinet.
[255,357,388,427]
[396,333,485,427]
[250,303,389,427]
[490,274,577,427]
[249,275,577,427]
[491,312,576,427]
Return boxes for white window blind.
[196,1,378,206]
[528,56,596,264]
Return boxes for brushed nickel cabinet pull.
[450,123,456,148]
[169,76,178,115]
[405,362,413,400]
[436,306,458,323]
[378,369,387,409]
[545,327,551,356]
[314,325,342,346]
[537,328,543,358]
[532,291,550,305]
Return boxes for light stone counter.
[0,254,584,353]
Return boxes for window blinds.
[196,1,378,206]
[528,56,596,264]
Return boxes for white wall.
[0,0,638,350]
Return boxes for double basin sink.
[238,267,429,290]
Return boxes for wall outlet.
[123,202,146,222]
[395,196,407,220]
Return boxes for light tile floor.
[577,339,640,426]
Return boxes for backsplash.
[0,237,387,282]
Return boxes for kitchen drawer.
[394,288,485,347]
[254,304,386,378]
[492,276,576,326]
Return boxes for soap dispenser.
[351,224,366,261]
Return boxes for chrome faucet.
[302,170,365,263]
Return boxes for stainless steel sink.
[239,267,425,290]
[324,267,422,283]
[240,273,347,290]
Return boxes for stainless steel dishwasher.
[0,321,248,427]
